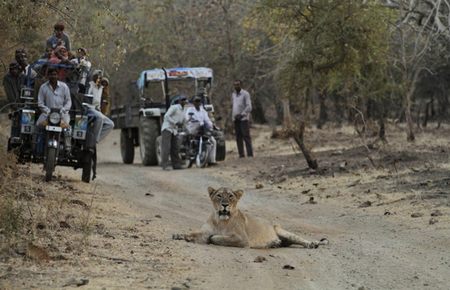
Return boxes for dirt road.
[2,125,449,290]
[89,128,449,290]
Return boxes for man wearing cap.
[185,96,217,165]
[46,22,71,51]
[160,95,187,170]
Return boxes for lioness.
[172,187,328,248]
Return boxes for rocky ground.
[1,121,449,289]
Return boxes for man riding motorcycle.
[185,96,217,166]
[36,67,72,152]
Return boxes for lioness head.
[208,187,243,221]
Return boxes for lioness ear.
[234,189,244,200]
[208,187,216,197]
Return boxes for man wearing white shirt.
[86,72,114,143]
[87,73,103,110]
[185,96,217,165]
[160,95,187,170]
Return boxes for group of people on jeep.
[3,22,114,147]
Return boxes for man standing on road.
[231,79,253,158]
[160,95,187,170]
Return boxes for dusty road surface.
[2,125,450,289]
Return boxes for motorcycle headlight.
[49,112,61,125]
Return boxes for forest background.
[2,0,450,144]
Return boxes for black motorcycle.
[155,126,213,168]
[41,95,97,182]
[6,87,37,163]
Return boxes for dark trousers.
[234,120,253,157]
[160,129,182,168]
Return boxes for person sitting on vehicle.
[70,47,91,94]
[46,21,71,52]
[160,95,188,170]
[87,72,103,111]
[2,62,23,106]
[3,62,23,138]
[35,67,73,154]
[36,68,71,127]
[185,96,217,166]
[84,72,114,144]
[15,48,37,86]
[100,77,110,116]
[48,46,75,83]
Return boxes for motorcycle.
[42,108,66,181]
[6,87,37,163]
[41,94,97,182]
[155,126,213,168]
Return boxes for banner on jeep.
[137,67,213,90]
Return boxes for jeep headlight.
[49,112,61,125]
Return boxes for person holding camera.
[70,47,91,94]
[231,79,253,158]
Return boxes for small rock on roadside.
[145,192,154,197]
[411,212,423,218]
[34,191,46,198]
[155,214,162,218]
[429,218,439,225]
[303,196,317,205]
[59,221,71,228]
[359,201,372,208]
[282,264,295,270]
[63,278,89,287]
[255,183,264,189]
[254,256,266,263]
[431,210,443,217]
[331,150,343,156]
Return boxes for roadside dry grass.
[0,123,188,289]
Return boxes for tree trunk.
[378,118,386,142]
[316,91,327,129]
[290,122,318,170]
[405,94,415,141]
[282,98,292,128]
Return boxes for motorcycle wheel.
[45,147,57,182]
[81,150,92,183]
[196,144,211,168]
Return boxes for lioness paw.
[306,238,329,249]
[319,238,329,245]
[306,242,320,249]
